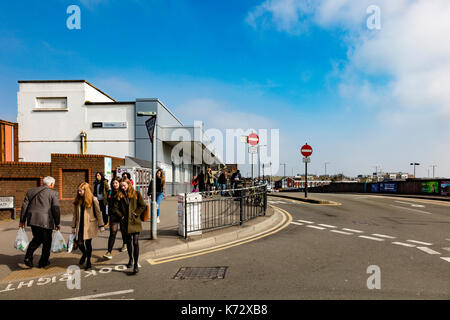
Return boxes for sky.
[1,0,449,178]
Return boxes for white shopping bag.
[67,234,76,253]
[51,230,67,253]
[14,228,29,252]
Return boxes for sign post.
[248,133,259,185]
[301,144,313,198]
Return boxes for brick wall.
[0,154,124,219]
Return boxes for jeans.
[99,201,108,225]
[220,184,226,196]
[156,193,164,217]
[25,226,53,266]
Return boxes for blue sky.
[1,0,449,177]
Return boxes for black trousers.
[99,201,108,225]
[25,226,53,266]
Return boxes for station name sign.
[92,122,127,128]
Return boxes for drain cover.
[173,267,228,280]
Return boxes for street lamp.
[430,165,437,178]
[137,111,157,240]
[410,162,420,178]
[324,162,330,176]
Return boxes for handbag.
[140,205,150,222]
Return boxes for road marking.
[416,247,441,255]
[342,228,364,233]
[147,206,292,265]
[306,225,326,230]
[359,235,384,242]
[290,222,304,226]
[63,289,134,300]
[318,224,337,228]
[442,247,450,252]
[330,230,353,235]
[371,234,396,239]
[394,201,425,208]
[390,205,432,215]
[392,242,416,248]
[441,257,450,263]
[407,240,433,246]
[297,219,314,224]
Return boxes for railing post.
[239,189,243,226]
[264,185,267,216]
[184,193,188,239]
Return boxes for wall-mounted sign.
[92,122,127,128]
[380,183,397,193]
[0,196,14,209]
[441,181,450,196]
[421,181,439,194]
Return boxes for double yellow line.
[147,206,293,265]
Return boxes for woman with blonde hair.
[72,182,105,270]
[112,179,146,274]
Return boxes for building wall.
[0,154,125,218]
[0,120,18,162]
[17,81,131,162]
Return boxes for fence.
[181,184,268,238]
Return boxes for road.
[1,193,449,301]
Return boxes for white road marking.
[390,205,432,215]
[343,228,364,233]
[63,289,134,300]
[395,201,425,208]
[306,225,326,230]
[359,235,385,242]
[416,247,441,255]
[441,257,450,263]
[318,224,337,228]
[407,240,433,246]
[442,247,450,252]
[290,222,304,226]
[297,219,314,224]
[392,242,416,248]
[372,234,396,239]
[330,230,353,235]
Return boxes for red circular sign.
[248,133,259,146]
[301,144,313,157]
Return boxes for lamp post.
[410,162,420,178]
[137,111,157,240]
[430,165,437,178]
[324,162,330,176]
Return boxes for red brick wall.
[0,154,124,218]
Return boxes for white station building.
[17,80,223,194]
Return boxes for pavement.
[0,195,278,285]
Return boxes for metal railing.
[182,184,268,238]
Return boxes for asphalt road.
[1,193,449,301]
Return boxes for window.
[34,97,68,111]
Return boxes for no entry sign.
[301,144,313,157]
[248,133,259,146]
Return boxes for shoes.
[23,258,33,268]
[157,217,160,224]
[126,259,133,268]
[85,261,92,271]
[103,252,113,260]
[132,265,139,274]
[79,254,86,266]
[120,244,127,252]
[38,261,50,269]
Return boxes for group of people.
[18,168,166,275]
[191,168,242,196]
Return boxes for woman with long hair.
[112,179,146,274]
[103,177,126,259]
[147,169,166,223]
[93,172,110,227]
[72,182,105,270]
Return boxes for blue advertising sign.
[380,183,397,193]
[371,184,379,193]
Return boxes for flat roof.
[18,80,117,102]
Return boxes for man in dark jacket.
[19,176,61,269]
